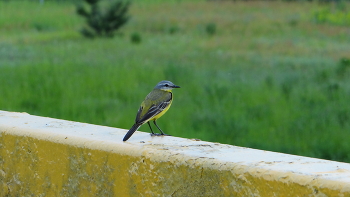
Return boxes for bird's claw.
[150,133,171,137]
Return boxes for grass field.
[1,0,350,162]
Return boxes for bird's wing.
[135,106,143,123]
[135,95,172,124]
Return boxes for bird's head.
[154,80,180,91]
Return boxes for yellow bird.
[123,80,180,141]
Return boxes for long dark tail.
[123,123,141,141]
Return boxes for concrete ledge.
[0,110,350,196]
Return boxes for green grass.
[1,1,350,162]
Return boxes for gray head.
[154,80,180,91]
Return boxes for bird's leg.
[148,122,156,136]
[148,122,161,136]
[153,120,171,136]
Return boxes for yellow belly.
[150,102,172,121]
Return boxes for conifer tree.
[76,0,130,38]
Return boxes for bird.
[123,80,180,141]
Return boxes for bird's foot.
[150,133,162,136]
[150,133,171,136]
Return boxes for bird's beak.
[173,85,181,88]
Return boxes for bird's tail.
[123,123,142,141]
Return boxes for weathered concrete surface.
[0,110,350,196]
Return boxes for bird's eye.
[165,84,169,87]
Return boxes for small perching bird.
[123,80,180,141]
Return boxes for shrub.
[76,0,130,38]
[205,23,216,36]
[130,32,141,44]
[168,26,180,34]
[336,57,350,77]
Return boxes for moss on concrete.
[1,133,349,196]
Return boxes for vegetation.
[76,0,130,38]
[0,1,350,162]
[313,1,350,25]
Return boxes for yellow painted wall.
[1,132,349,196]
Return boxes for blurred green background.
[0,0,350,162]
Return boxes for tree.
[76,0,130,38]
